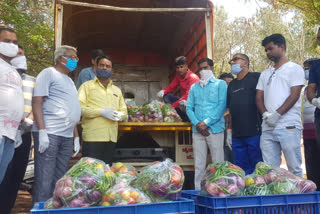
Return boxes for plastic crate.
[30,198,195,214]
[182,190,320,214]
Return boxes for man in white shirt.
[0,26,24,183]
[32,45,81,203]
[256,34,304,177]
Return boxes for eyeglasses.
[228,57,245,64]
[267,71,276,85]
[64,55,79,61]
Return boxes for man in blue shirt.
[186,58,227,190]
[307,27,320,152]
[76,49,105,89]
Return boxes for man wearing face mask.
[0,45,36,213]
[78,55,127,165]
[302,58,320,190]
[187,58,227,190]
[256,34,304,177]
[157,56,200,122]
[0,26,24,184]
[32,45,81,203]
[227,53,263,175]
[76,49,105,89]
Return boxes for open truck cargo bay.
[55,0,214,172]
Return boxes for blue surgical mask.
[231,64,243,75]
[305,70,309,80]
[62,57,77,71]
[96,68,112,78]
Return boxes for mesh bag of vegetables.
[201,162,245,197]
[136,159,184,202]
[111,162,138,187]
[141,101,163,122]
[127,105,144,122]
[244,174,270,196]
[44,157,115,209]
[101,182,151,206]
[253,162,316,194]
[161,104,182,122]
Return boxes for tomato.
[118,165,128,173]
[121,190,131,200]
[209,166,216,173]
[110,166,116,173]
[170,174,181,186]
[228,164,242,170]
[152,161,159,165]
[102,195,108,202]
[129,170,136,176]
[130,191,140,200]
[127,197,136,204]
[173,166,183,177]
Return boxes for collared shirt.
[76,67,96,89]
[21,73,36,117]
[0,58,24,140]
[186,77,227,134]
[78,77,127,143]
[256,61,304,131]
[33,67,81,137]
[163,70,200,108]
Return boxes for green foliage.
[0,0,54,76]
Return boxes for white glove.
[73,137,80,157]
[179,100,187,112]
[39,129,50,153]
[114,111,124,121]
[21,118,33,132]
[262,112,272,120]
[226,130,232,150]
[15,129,24,148]
[100,108,118,121]
[157,90,165,98]
[265,111,281,127]
[312,98,320,109]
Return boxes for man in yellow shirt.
[78,55,127,165]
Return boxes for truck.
[54,0,214,189]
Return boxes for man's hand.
[196,121,210,136]
[100,108,119,121]
[21,118,33,132]
[15,129,24,148]
[114,111,124,121]
[73,137,80,157]
[262,112,272,120]
[39,129,50,153]
[157,90,164,98]
[265,111,281,127]
[312,98,320,109]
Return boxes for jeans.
[163,93,189,122]
[260,128,302,177]
[32,132,73,204]
[232,135,263,175]
[192,131,224,190]
[304,138,320,190]
[0,132,32,214]
[82,141,116,165]
[0,136,15,184]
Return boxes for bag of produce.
[127,105,144,122]
[141,101,163,122]
[101,182,151,206]
[111,162,138,187]
[136,159,184,202]
[44,157,115,209]
[244,174,269,196]
[253,162,317,195]
[161,104,182,122]
[201,162,245,197]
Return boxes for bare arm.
[32,97,46,130]
[277,85,303,115]
[256,89,267,114]
[27,111,34,121]
[74,126,79,138]
[307,83,317,103]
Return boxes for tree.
[0,0,54,76]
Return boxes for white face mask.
[199,69,214,87]
[10,55,27,70]
[0,42,18,57]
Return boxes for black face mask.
[16,69,27,75]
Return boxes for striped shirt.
[21,73,36,117]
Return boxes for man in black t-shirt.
[227,53,263,175]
